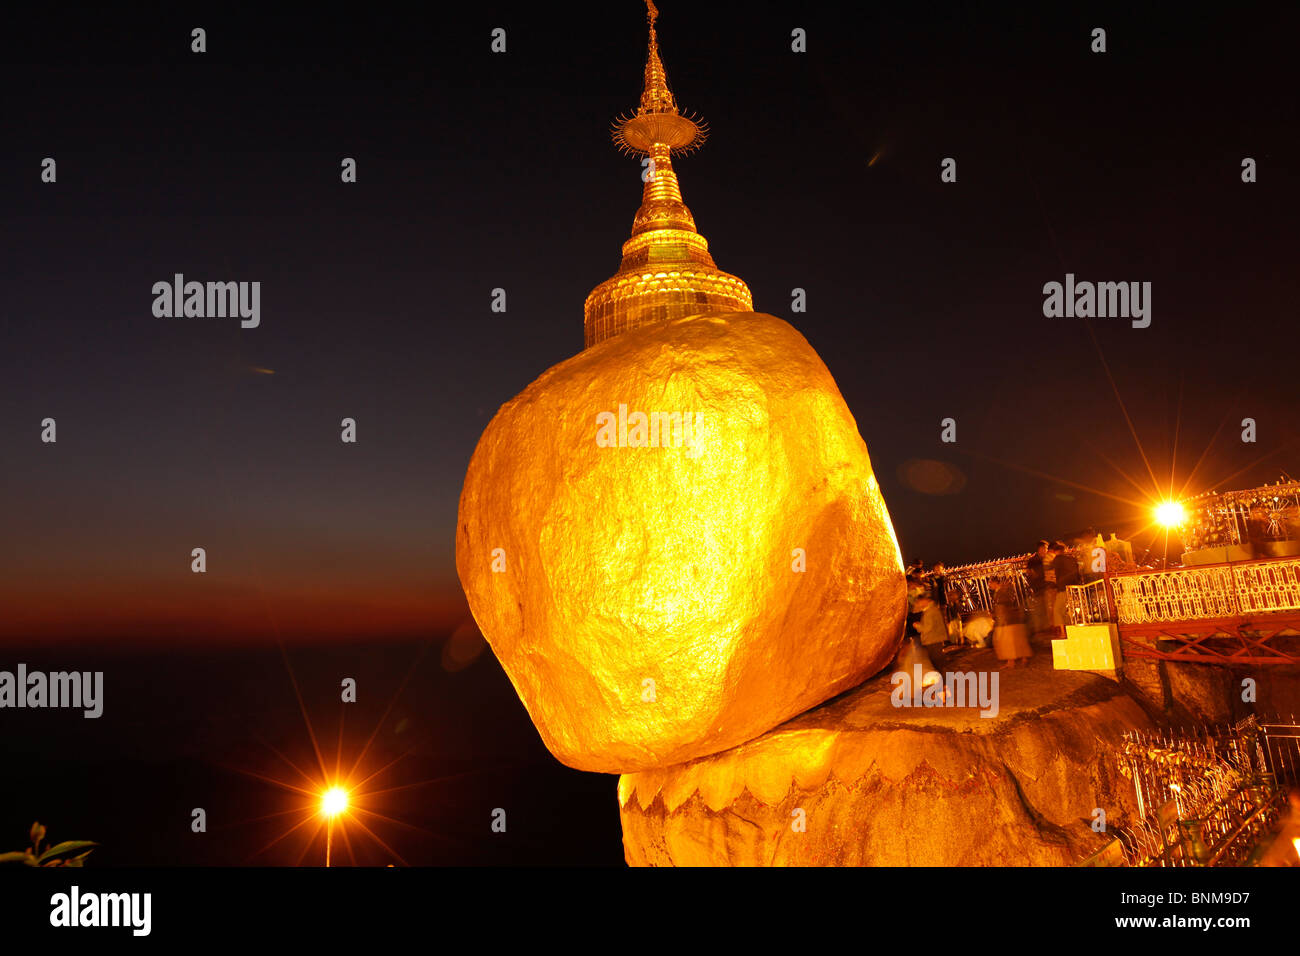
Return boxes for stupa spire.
[583,1,753,348]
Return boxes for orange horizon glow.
[0,577,469,643]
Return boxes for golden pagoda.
[583,1,754,348]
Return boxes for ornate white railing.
[1233,559,1300,615]
[1109,565,1236,625]
[1101,557,1300,626]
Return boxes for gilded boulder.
[456,312,905,772]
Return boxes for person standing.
[931,562,951,640]
[917,592,948,650]
[992,575,1032,667]
[905,574,925,638]
[1025,541,1049,634]
[1042,539,1058,631]
[1051,540,1079,637]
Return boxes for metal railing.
[1068,556,1300,627]
[1262,718,1300,786]
[1083,716,1291,866]
[1109,564,1238,624]
[1121,719,1271,819]
[943,554,1032,614]
[1066,579,1111,625]
[1234,559,1300,615]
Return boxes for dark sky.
[3,1,1298,641]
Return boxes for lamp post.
[320,786,349,868]
[1155,500,1186,568]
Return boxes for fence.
[1102,557,1300,626]
[1081,715,1295,866]
[1262,718,1300,786]
[943,554,1032,614]
[1066,579,1110,625]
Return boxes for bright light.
[320,786,349,818]
[1154,500,1186,528]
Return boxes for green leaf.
[0,851,37,865]
[37,841,98,863]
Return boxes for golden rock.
[456,311,906,772]
[618,665,1153,865]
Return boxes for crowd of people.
[892,493,1296,687]
[900,533,1115,673]
[898,560,971,681]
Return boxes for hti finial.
[611,1,708,155]
[584,1,752,347]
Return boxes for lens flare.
[1155,500,1186,528]
[320,786,349,818]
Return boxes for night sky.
[1,2,1297,863]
